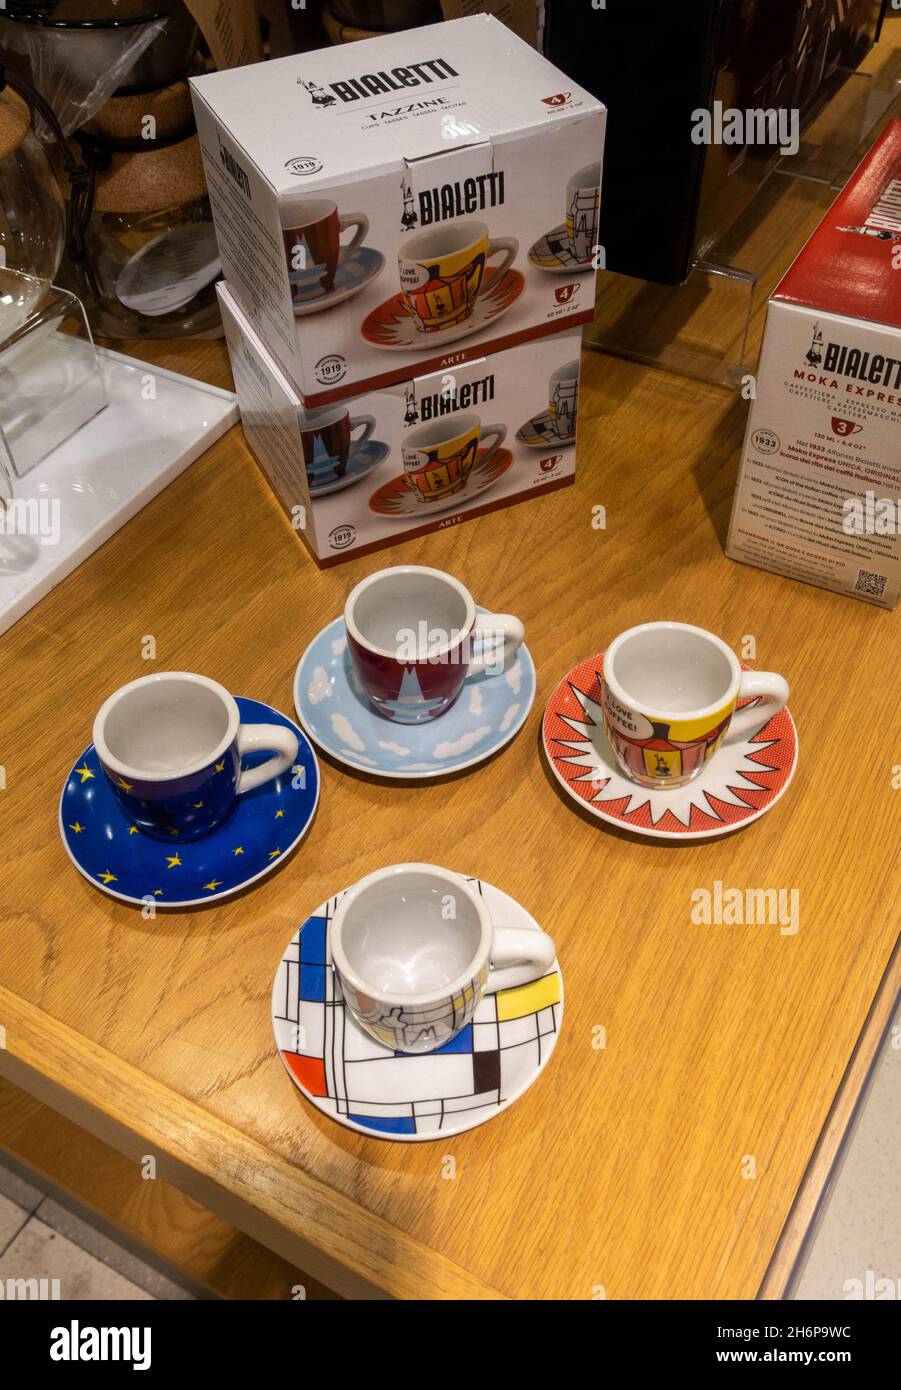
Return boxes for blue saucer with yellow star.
[59,698,319,908]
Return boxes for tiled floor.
[792,1003,901,1300]
[0,1158,195,1300]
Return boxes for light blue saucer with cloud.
[293,614,536,780]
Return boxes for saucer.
[543,653,798,840]
[293,612,536,779]
[307,439,389,497]
[361,269,525,351]
[528,225,595,274]
[291,245,385,317]
[59,698,320,907]
[368,447,513,518]
[272,873,562,1141]
[516,410,576,449]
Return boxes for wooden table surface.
[1,136,899,1301]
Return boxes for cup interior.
[348,568,472,658]
[609,626,735,714]
[300,403,348,433]
[338,868,485,997]
[97,676,233,777]
[550,360,580,388]
[404,413,478,452]
[401,220,485,261]
[569,162,601,191]
[280,197,337,231]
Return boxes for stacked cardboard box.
[190,15,606,565]
[727,120,901,610]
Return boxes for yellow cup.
[398,219,517,335]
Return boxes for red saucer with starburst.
[543,652,798,840]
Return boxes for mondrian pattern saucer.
[59,698,319,907]
[528,225,594,273]
[272,876,563,1141]
[516,410,576,449]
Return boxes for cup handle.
[477,423,506,468]
[484,236,518,289]
[469,611,524,677]
[236,724,299,794]
[351,415,377,449]
[339,213,369,257]
[486,926,556,994]
[726,672,790,743]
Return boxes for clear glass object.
[75,195,222,339]
[0,267,107,496]
[0,97,66,284]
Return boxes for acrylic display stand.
[0,324,238,637]
[586,63,901,389]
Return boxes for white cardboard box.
[727,120,901,610]
[217,280,581,566]
[192,16,605,406]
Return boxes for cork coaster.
[82,80,194,145]
[91,133,207,213]
[0,88,31,162]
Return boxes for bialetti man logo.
[403,383,419,425]
[838,177,901,244]
[217,134,251,199]
[797,331,901,392]
[806,323,824,367]
[419,373,495,421]
[299,58,458,108]
[418,171,505,227]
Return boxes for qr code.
[855,569,888,598]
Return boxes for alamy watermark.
[691,880,800,937]
[0,496,61,546]
[691,102,800,158]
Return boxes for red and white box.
[727,119,901,610]
[191,16,605,406]
[217,282,582,567]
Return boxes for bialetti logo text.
[866,178,901,235]
[305,58,459,106]
[816,340,901,390]
[50,1322,151,1371]
[420,374,495,420]
[419,171,505,226]
[218,135,251,199]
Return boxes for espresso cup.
[345,565,525,724]
[601,622,789,790]
[281,197,368,304]
[398,219,518,335]
[548,360,580,437]
[93,672,299,842]
[565,162,601,264]
[330,863,557,1054]
[300,403,376,481]
[402,412,506,503]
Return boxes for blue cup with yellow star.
[92,673,299,843]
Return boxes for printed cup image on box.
[191,15,605,407]
[217,283,582,567]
